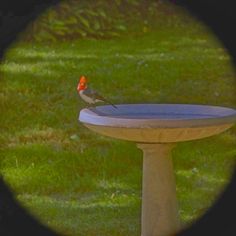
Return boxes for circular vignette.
[174,1,236,235]
[0,0,235,235]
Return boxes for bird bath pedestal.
[79,104,236,236]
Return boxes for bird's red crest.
[77,75,88,91]
[79,75,87,83]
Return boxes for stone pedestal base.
[137,143,180,236]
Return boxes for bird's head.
[77,75,88,91]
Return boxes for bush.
[19,0,179,42]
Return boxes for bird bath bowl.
[79,104,236,236]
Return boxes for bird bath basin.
[79,104,236,236]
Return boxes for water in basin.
[89,104,236,120]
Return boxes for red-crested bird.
[77,76,117,109]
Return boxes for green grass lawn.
[1,15,236,235]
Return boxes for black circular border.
[0,0,235,235]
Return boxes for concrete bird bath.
[79,104,236,236]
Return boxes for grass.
[1,7,236,235]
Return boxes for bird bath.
[79,104,236,236]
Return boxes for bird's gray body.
[79,88,102,104]
[79,87,117,108]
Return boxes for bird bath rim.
[79,104,236,128]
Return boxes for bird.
[77,75,117,109]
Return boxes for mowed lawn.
[1,23,236,235]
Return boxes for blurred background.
[0,0,236,235]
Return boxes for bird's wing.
[84,88,117,108]
[83,88,103,101]
[92,90,107,101]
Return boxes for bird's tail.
[111,103,118,109]
[102,98,118,109]
[96,93,118,109]
[108,101,118,109]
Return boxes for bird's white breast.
[79,90,95,104]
